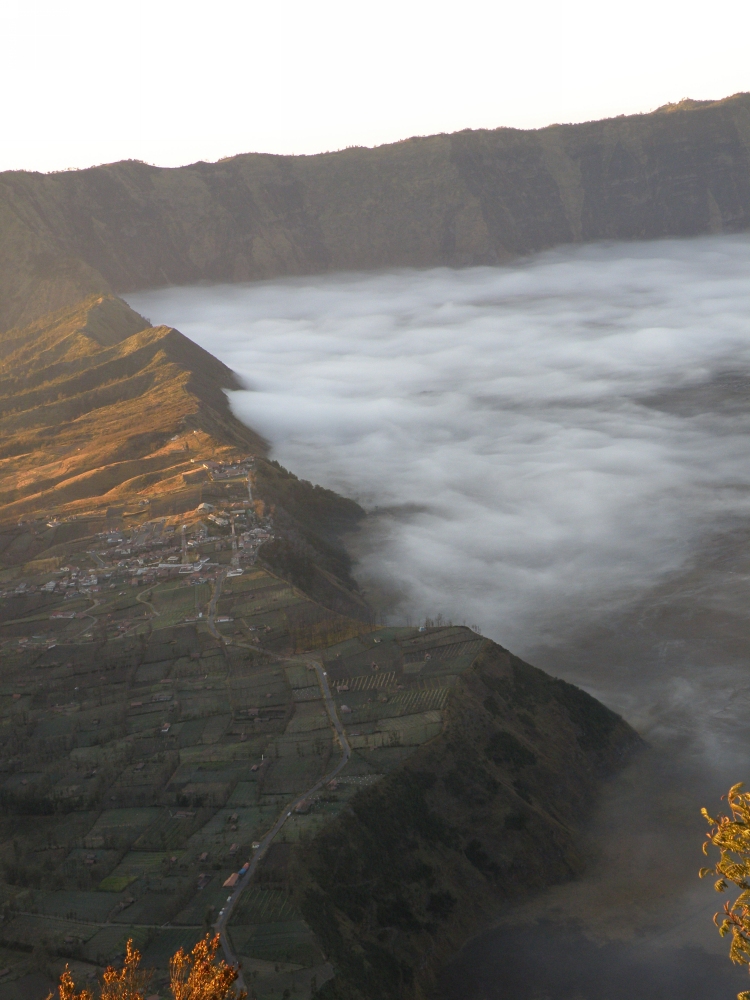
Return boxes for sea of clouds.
[129,233,750,661]
[129,233,750,997]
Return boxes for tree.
[49,935,246,1000]
[169,935,246,1000]
[700,783,750,1000]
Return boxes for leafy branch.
[49,934,246,1000]
[700,783,750,1000]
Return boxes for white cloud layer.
[129,233,750,659]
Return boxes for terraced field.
[0,540,487,1000]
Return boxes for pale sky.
[3,0,749,174]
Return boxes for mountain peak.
[77,294,151,346]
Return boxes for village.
[0,456,277,651]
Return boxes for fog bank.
[130,235,750,657]
[128,234,750,997]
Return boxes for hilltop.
[1,92,750,330]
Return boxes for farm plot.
[227,781,258,807]
[236,585,297,617]
[190,806,274,850]
[353,686,452,723]
[321,634,372,662]
[178,693,229,719]
[83,808,161,849]
[98,851,178,891]
[397,627,469,652]
[31,890,115,922]
[201,714,231,743]
[377,709,443,744]
[133,810,200,850]
[65,847,122,879]
[271,731,332,758]
[140,927,204,970]
[333,646,400,676]
[229,920,321,967]
[280,810,337,843]
[285,704,329,734]
[227,571,281,595]
[172,879,228,925]
[284,664,316,690]
[422,654,484,679]
[34,714,76,739]
[290,686,321,704]
[108,777,157,806]
[242,582,298,607]
[229,668,289,703]
[2,771,46,792]
[84,925,150,965]
[151,586,201,629]
[231,888,298,924]
[335,749,384,776]
[126,706,169,735]
[168,764,243,788]
[110,888,190,926]
[346,671,397,692]
[179,742,258,764]
[261,753,329,796]
[133,659,173,685]
[0,914,100,951]
[173,717,207,745]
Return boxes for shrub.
[50,934,246,1000]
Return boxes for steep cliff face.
[1,94,750,330]
[291,640,642,1000]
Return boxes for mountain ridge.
[2,92,750,331]
[0,295,264,520]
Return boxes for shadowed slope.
[293,640,642,1000]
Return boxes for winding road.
[135,589,160,617]
[214,657,351,992]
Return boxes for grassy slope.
[1,94,750,330]
[293,641,641,1000]
[0,295,263,516]
[0,297,365,613]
